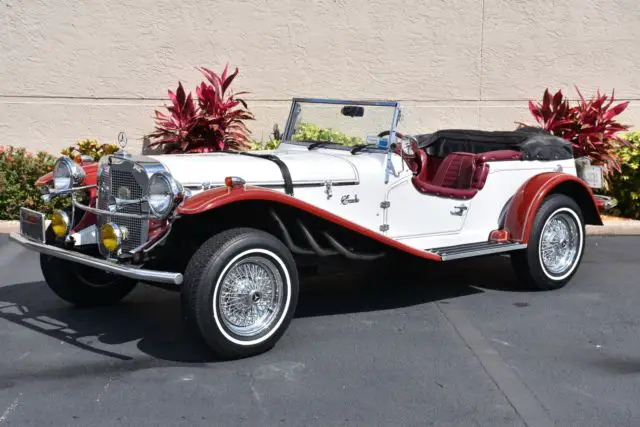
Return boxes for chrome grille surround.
[96,155,164,257]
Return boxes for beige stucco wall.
[1,0,638,154]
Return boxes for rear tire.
[511,194,585,290]
[182,228,299,360]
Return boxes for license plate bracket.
[19,207,46,243]
[581,165,604,189]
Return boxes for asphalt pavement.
[0,234,639,426]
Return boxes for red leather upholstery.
[472,164,490,190]
[476,150,521,162]
[415,149,429,182]
[412,149,522,199]
[413,152,479,199]
[411,178,479,199]
[431,152,476,188]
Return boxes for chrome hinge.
[380,201,390,209]
[379,224,389,232]
[324,180,333,200]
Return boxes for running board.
[427,241,527,261]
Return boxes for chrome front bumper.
[9,232,183,285]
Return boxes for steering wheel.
[377,131,420,174]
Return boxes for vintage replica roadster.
[10,98,615,359]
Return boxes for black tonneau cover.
[415,128,573,161]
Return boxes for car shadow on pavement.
[0,255,520,365]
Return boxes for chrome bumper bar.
[594,195,617,211]
[9,232,183,285]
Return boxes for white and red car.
[10,98,615,359]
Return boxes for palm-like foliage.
[148,65,254,153]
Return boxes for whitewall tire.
[182,228,299,359]
[511,194,585,290]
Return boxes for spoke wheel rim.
[217,256,284,338]
[539,211,580,277]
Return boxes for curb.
[2,220,640,236]
[0,221,20,234]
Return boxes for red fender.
[504,173,602,244]
[177,186,442,261]
[36,162,99,231]
[36,162,99,198]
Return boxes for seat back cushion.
[431,152,476,189]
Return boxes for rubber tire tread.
[511,194,585,290]
[181,227,299,360]
[40,223,137,307]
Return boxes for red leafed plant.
[527,87,630,174]
[148,65,254,153]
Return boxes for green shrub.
[293,122,364,146]
[61,139,118,161]
[0,146,68,220]
[251,138,282,151]
[249,122,363,150]
[606,132,640,219]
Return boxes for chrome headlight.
[148,172,182,217]
[53,156,85,191]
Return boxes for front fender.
[504,172,602,243]
[35,162,99,189]
[176,186,442,261]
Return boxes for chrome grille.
[97,159,149,255]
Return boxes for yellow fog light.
[100,223,127,253]
[51,210,70,237]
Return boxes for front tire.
[40,255,138,307]
[182,228,299,360]
[511,194,585,290]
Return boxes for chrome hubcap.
[539,212,580,276]
[218,256,283,337]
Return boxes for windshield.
[283,99,399,149]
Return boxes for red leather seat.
[431,152,476,189]
[410,149,521,199]
[412,152,479,199]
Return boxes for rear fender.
[504,172,602,243]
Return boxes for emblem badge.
[341,194,360,205]
[117,131,128,149]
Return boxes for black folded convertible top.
[415,127,573,161]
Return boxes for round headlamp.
[100,223,128,253]
[148,172,182,217]
[53,156,86,191]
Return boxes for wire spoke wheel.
[217,256,284,338]
[539,212,580,277]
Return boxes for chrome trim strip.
[9,232,183,285]
[291,98,399,107]
[46,184,97,197]
[594,195,617,210]
[182,180,359,191]
[73,196,159,220]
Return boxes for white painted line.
[0,394,21,424]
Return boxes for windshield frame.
[281,98,401,152]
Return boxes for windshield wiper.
[307,141,336,150]
[350,143,379,154]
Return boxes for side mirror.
[341,106,364,117]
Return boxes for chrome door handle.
[450,205,468,216]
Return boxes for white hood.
[148,148,359,188]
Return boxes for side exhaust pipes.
[270,209,384,260]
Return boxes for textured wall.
[1,0,638,154]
